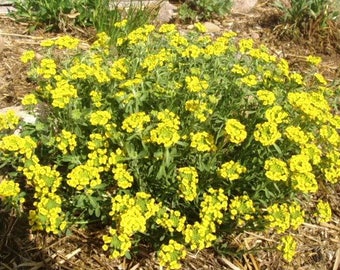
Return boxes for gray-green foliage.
[274,0,339,36]
[178,0,232,22]
[10,0,155,33]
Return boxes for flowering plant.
[1,22,339,268]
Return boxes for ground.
[0,0,340,269]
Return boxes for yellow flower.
[315,200,332,223]
[0,179,21,197]
[114,19,128,28]
[177,167,199,201]
[22,93,38,106]
[20,50,35,63]
[0,109,20,130]
[185,76,209,92]
[265,106,288,124]
[158,23,177,33]
[218,160,247,180]
[122,111,151,133]
[113,163,134,189]
[36,58,57,79]
[194,22,207,33]
[257,90,276,106]
[89,110,112,126]
[278,235,297,262]
[225,119,247,144]
[190,132,216,152]
[264,157,289,181]
[306,55,322,66]
[158,240,187,270]
[241,74,258,86]
[254,122,281,146]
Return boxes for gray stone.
[0,105,36,124]
[203,21,221,33]
[231,0,258,14]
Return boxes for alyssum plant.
[0,21,339,268]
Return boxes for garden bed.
[1,0,340,269]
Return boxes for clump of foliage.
[0,22,339,268]
[178,0,232,22]
[10,0,155,32]
[274,0,339,38]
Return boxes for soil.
[1,0,340,269]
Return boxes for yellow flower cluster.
[126,24,155,45]
[21,161,62,197]
[91,32,110,53]
[0,179,21,197]
[150,109,180,147]
[158,23,177,33]
[265,106,288,124]
[122,111,150,133]
[185,76,209,92]
[29,193,67,234]
[225,119,247,144]
[229,195,255,227]
[190,131,216,152]
[89,90,102,108]
[89,110,112,126]
[265,202,305,233]
[256,89,276,105]
[218,160,247,181]
[277,235,297,262]
[184,188,227,250]
[87,133,108,151]
[156,208,186,233]
[36,58,57,79]
[56,129,77,154]
[109,57,128,80]
[67,164,101,190]
[254,121,281,146]
[20,50,35,63]
[49,79,78,108]
[300,143,322,165]
[231,64,249,75]
[0,110,20,131]
[315,200,332,223]
[285,126,309,145]
[185,99,213,122]
[21,93,38,106]
[323,150,340,184]
[287,91,332,123]
[19,156,66,234]
[241,74,258,87]
[113,163,134,189]
[158,240,187,270]
[182,44,203,58]
[264,157,289,181]
[320,124,339,147]
[104,192,160,258]
[0,134,36,158]
[142,48,172,72]
[176,166,198,201]
[54,35,80,49]
[306,55,322,66]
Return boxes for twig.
[0,32,43,39]
[333,248,340,270]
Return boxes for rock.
[0,105,36,124]
[203,22,221,33]
[114,0,177,23]
[156,1,177,23]
[231,0,258,14]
